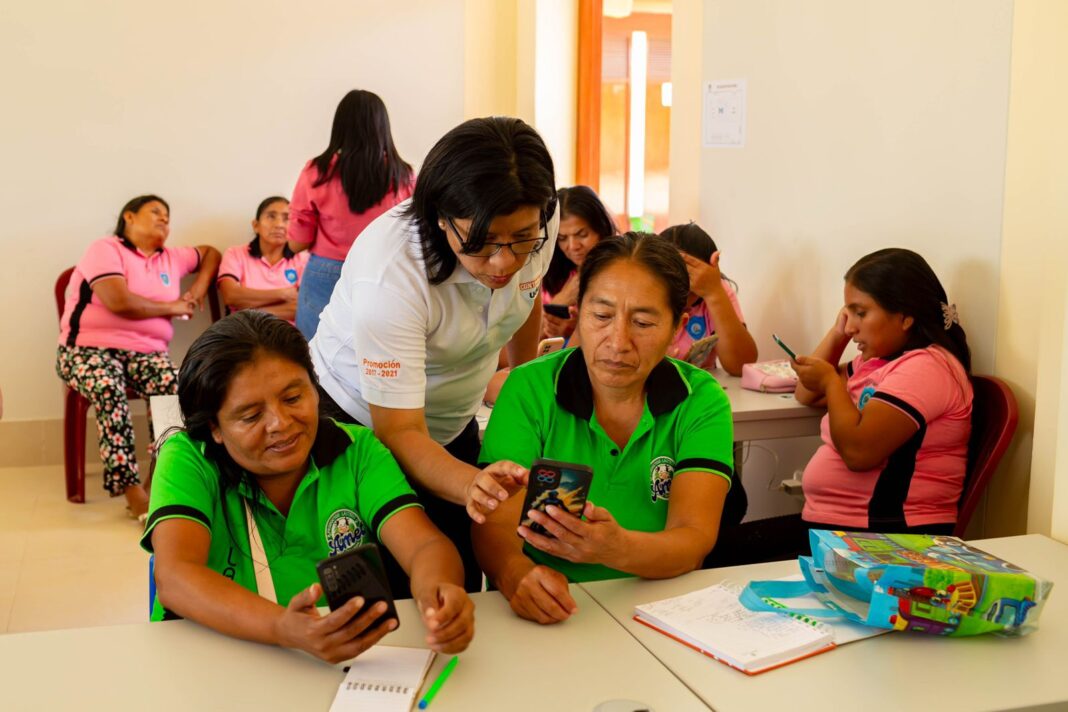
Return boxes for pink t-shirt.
[668,279,744,369]
[802,346,973,529]
[58,236,201,353]
[218,242,309,293]
[287,158,415,262]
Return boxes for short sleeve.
[870,350,968,429]
[479,365,545,467]
[175,246,202,277]
[674,371,734,487]
[139,433,218,553]
[217,246,246,284]
[287,163,319,246]
[350,281,429,409]
[346,425,422,538]
[80,239,126,286]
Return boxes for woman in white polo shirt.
[311,117,559,591]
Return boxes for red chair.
[954,375,1019,536]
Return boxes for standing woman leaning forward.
[312,117,559,591]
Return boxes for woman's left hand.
[791,355,839,396]
[519,501,627,566]
[465,461,528,524]
[417,583,475,653]
[181,288,206,311]
[680,250,724,299]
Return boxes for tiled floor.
[0,464,147,633]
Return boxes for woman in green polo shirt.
[473,233,739,625]
[141,311,474,663]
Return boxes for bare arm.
[287,240,311,254]
[794,310,851,407]
[368,404,527,523]
[681,252,757,376]
[506,302,542,368]
[183,246,222,308]
[218,280,298,320]
[92,277,193,319]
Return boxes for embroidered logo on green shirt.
[325,509,366,556]
[649,456,675,502]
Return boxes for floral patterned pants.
[55,346,178,496]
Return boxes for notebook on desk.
[634,579,885,675]
[330,646,435,712]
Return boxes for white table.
[580,534,1068,712]
[478,369,823,442]
[0,586,710,711]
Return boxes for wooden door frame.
[575,0,602,191]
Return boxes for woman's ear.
[676,312,690,336]
[209,420,224,445]
[901,315,915,332]
[250,218,259,234]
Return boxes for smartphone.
[519,459,594,537]
[684,334,719,366]
[543,303,571,319]
[771,333,797,361]
[537,336,565,357]
[316,543,398,630]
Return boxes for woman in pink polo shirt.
[218,197,308,324]
[793,248,973,535]
[287,90,415,339]
[56,195,221,521]
[660,223,757,375]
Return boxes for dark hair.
[178,310,319,494]
[312,90,413,214]
[404,117,557,284]
[578,232,689,323]
[249,196,293,259]
[114,194,169,238]
[845,248,971,372]
[543,186,619,296]
[660,222,738,294]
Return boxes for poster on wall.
[703,79,747,148]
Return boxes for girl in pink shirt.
[661,223,758,375]
[540,186,619,341]
[792,248,973,534]
[218,197,308,324]
[55,195,221,521]
[287,90,415,339]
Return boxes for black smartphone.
[543,303,571,319]
[772,333,798,361]
[316,543,398,630]
[519,459,594,537]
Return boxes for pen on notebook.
[417,655,458,709]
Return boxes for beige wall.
[1000,0,1068,541]
[465,0,519,118]
[0,1,465,434]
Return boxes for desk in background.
[580,534,1068,712]
[0,586,710,711]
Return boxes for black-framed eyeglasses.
[444,216,548,258]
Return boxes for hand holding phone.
[316,543,398,630]
[772,333,797,361]
[520,459,594,537]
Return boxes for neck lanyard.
[244,500,278,604]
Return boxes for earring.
[438,221,447,230]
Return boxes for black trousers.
[318,387,484,595]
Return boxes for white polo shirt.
[311,201,559,444]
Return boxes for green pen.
[418,655,459,709]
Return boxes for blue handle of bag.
[739,579,845,618]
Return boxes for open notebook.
[329,646,436,712]
[634,580,884,675]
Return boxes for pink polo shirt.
[668,279,744,369]
[287,158,415,262]
[218,242,309,293]
[802,346,973,529]
[58,236,201,353]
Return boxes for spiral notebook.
[329,646,436,712]
[634,581,848,675]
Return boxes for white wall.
[0,0,465,424]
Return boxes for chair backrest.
[55,267,75,321]
[955,375,1019,536]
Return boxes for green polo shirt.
[479,348,734,582]
[140,419,420,621]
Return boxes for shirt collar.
[554,349,692,420]
[116,234,163,255]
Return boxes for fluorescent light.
[627,30,647,219]
[661,82,672,107]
